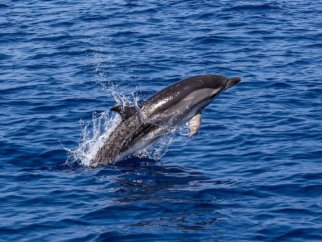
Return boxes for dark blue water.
[1,0,322,241]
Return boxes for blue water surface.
[1,0,322,241]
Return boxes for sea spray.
[67,52,189,166]
[66,111,122,166]
[67,99,194,167]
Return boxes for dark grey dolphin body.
[93,74,240,166]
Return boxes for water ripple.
[1,0,322,241]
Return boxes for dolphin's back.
[142,75,226,116]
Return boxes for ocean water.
[1,0,322,241]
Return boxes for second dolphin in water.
[93,74,241,166]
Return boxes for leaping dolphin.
[93,74,241,166]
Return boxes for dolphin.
[93,74,241,166]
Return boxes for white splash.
[66,108,184,167]
[66,111,122,167]
[66,53,188,167]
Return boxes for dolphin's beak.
[225,77,241,89]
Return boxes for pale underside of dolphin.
[92,74,241,167]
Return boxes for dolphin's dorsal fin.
[189,113,202,136]
[110,105,137,120]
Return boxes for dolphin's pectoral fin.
[189,113,202,136]
[110,105,137,120]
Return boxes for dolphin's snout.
[225,77,241,89]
